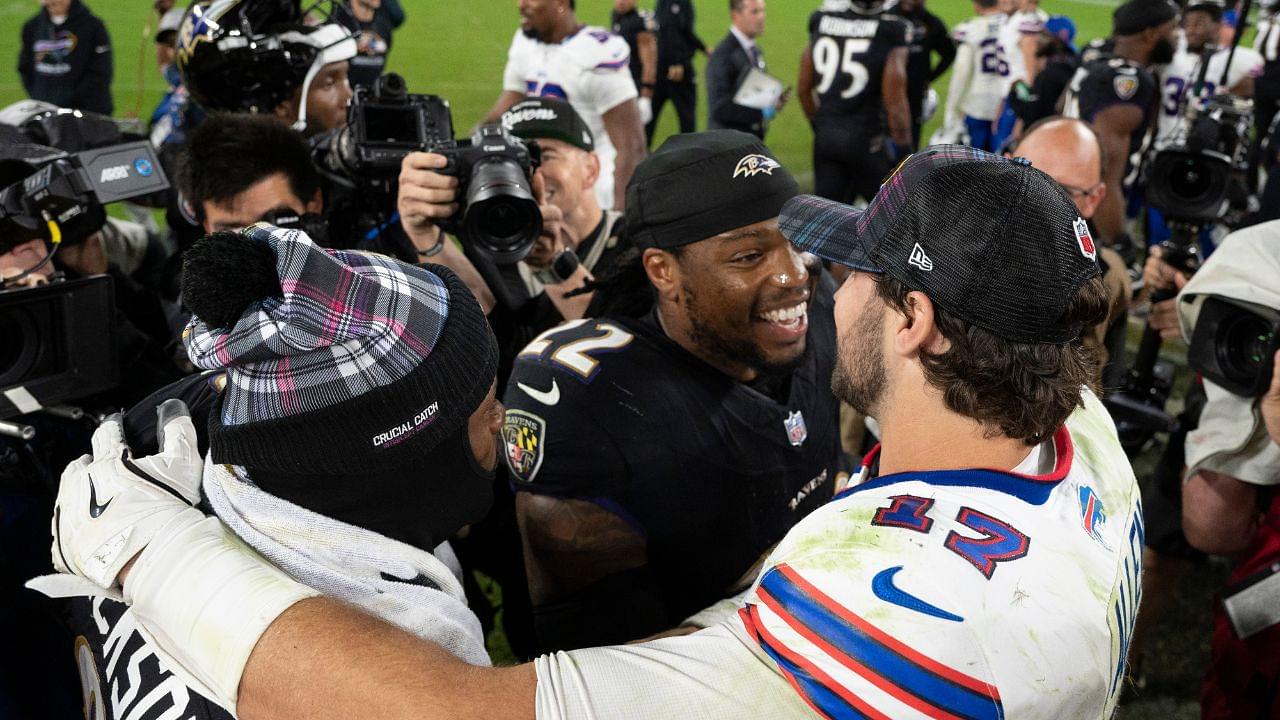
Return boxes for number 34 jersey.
[502,287,844,628]
[807,4,910,130]
[739,387,1144,720]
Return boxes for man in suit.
[706,0,785,139]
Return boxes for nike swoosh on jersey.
[379,570,440,590]
[517,380,560,406]
[88,473,112,518]
[871,566,964,622]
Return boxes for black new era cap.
[780,145,1101,344]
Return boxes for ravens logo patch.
[503,410,546,483]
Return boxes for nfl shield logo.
[783,410,808,447]
[1074,217,1097,260]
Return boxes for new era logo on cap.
[909,243,934,271]
[733,154,781,178]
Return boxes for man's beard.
[684,283,808,381]
[831,299,886,416]
[1150,37,1176,65]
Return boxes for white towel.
[203,459,491,666]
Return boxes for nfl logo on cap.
[1073,217,1096,261]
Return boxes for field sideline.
[0,0,1122,188]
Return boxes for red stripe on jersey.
[987,425,1073,483]
[742,605,893,720]
[775,564,1002,701]
[756,586,971,720]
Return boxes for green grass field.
[0,0,1123,189]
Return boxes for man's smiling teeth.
[760,303,807,324]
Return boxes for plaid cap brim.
[778,195,882,273]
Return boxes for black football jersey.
[611,8,657,87]
[66,596,231,720]
[1066,55,1157,155]
[502,278,845,627]
[806,8,909,128]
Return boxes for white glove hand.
[637,95,654,126]
[47,399,203,588]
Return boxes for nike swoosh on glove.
[42,399,204,590]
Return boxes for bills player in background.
[798,0,912,204]
[938,0,1008,151]
[992,0,1048,148]
[1063,0,1175,249]
[1150,0,1262,245]
[485,0,647,211]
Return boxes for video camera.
[0,134,169,256]
[313,73,543,263]
[1145,94,1252,225]
[1187,297,1279,397]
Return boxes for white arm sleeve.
[945,42,975,128]
[503,32,526,93]
[534,620,817,720]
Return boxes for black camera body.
[316,73,542,263]
[1145,94,1252,224]
[0,140,170,253]
[1188,296,1279,397]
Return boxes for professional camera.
[313,73,543,263]
[1187,297,1279,397]
[0,139,169,254]
[1145,94,1252,224]
[0,277,119,421]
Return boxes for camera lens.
[1216,313,1275,384]
[1168,157,1213,204]
[463,158,542,263]
[0,311,37,387]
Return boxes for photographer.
[1172,220,1280,718]
[397,98,627,367]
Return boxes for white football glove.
[637,95,654,126]
[46,399,203,589]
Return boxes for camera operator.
[1170,220,1280,718]
[397,98,628,366]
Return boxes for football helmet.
[177,0,355,127]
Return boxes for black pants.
[812,120,897,205]
[647,73,696,144]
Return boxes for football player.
[1155,0,1263,151]
[611,0,659,125]
[798,0,912,204]
[485,0,647,211]
[896,0,957,148]
[1062,0,1176,245]
[503,131,844,651]
[938,0,1009,151]
[992,0,1048,147]
[176,0,357,135]
[38,147,1143,720]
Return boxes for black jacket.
[18,0,113,115]
[654,0,705,71]
[706,32,765,138]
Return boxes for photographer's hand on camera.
[396,152,496,313]
[1265,350,1280,447]
[57,232,109,278]
[1144,246,1191,342]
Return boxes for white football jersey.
[951,14,1010,120]
[502,27,638,210]
[1155,46,1266,149]
[739,387,1143,719]
[999,7,1049,86]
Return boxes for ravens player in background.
[611,0,660,127]
[503,131,844,651]
[1063,0,1175,247]
[798,0,912,204]
[896,0,956,147]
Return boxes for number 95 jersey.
[502,290,844,629]
[807,5,910,128]
[739,387,1143,719]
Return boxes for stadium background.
[0,0,1243,717]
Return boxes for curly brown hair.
[875,274,1110,445]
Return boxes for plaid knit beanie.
[181,223,498,476]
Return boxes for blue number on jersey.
[871,495,935,534]
[944,508,1031,579]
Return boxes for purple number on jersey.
[871,495,935,534]
[944,507,1031,579]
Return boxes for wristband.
[124,511,319,713]
[417,226,446,258]
[534,248,581,285]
